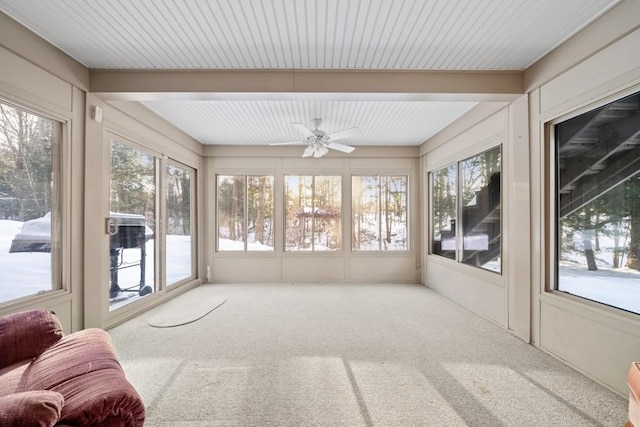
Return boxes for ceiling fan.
[270,118,359,158]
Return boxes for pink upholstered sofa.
[0,309,144,426]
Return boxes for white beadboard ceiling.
[144,99,476,146]
[0,0,621,148]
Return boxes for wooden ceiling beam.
[90,69,523,102]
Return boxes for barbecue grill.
[108,212,153,298]
[9,212,153,298]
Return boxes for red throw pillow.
[0,390,64,427]
[0,310,63,369]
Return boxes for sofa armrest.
[23,328,145,427]
[0,309,63,369]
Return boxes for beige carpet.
[109,283,628,426]
[148,286,227,328]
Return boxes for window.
[430,146,501,273]
[0,100,63,303]
[166,163,195,285]
[217,175,274,251]
[109,141,157,310]
[431,165,457,260]
[461,147,501,271]
[554,90,640,315]
[284,175,341,251]
[352,175,408,251]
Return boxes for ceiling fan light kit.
[270,118,358,158]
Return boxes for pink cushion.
[0,360,30,397]
[0,390,64,427]
[0,310,63,369]
[23,328,145,426]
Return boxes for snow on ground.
[218,237,274,251]
[558,231,640,314]
[2,219,639,314]
[0,219,52,302]
[108,235,194,310]
[559,261,640,314]
[1,219,194,310]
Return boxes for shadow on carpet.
[148,285,227,328]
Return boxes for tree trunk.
[583,228,598,271]
[181,174,190,235]
[594,211,600,251]
[230,180,238,240]
[582,209,597,271]
[613,222,620,269]
[627,216,640,269]
[352,183,360,249]
[384,181,391,245]
[255,177,266,244]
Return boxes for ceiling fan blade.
[325,127,359,141]
[302,145,315,157]
[326,141,356,153]
[313,146,329,158]
[291,123,315,139]
[268,141,306,146]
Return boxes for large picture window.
[555,90,640,315]
[430,145,501,273]
[352,175,408,251]
[217,175,274,251]
[0,101,62,303]
[285,175,342,251]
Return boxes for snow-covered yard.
[559,261,640,314]
[558,231,640,314]
[1,219,193,310]
[2,219,639,315]
[0,219,51,302]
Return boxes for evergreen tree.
[110,142,156,230]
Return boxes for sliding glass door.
[108,138,197,311]
[109,140,157,310]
